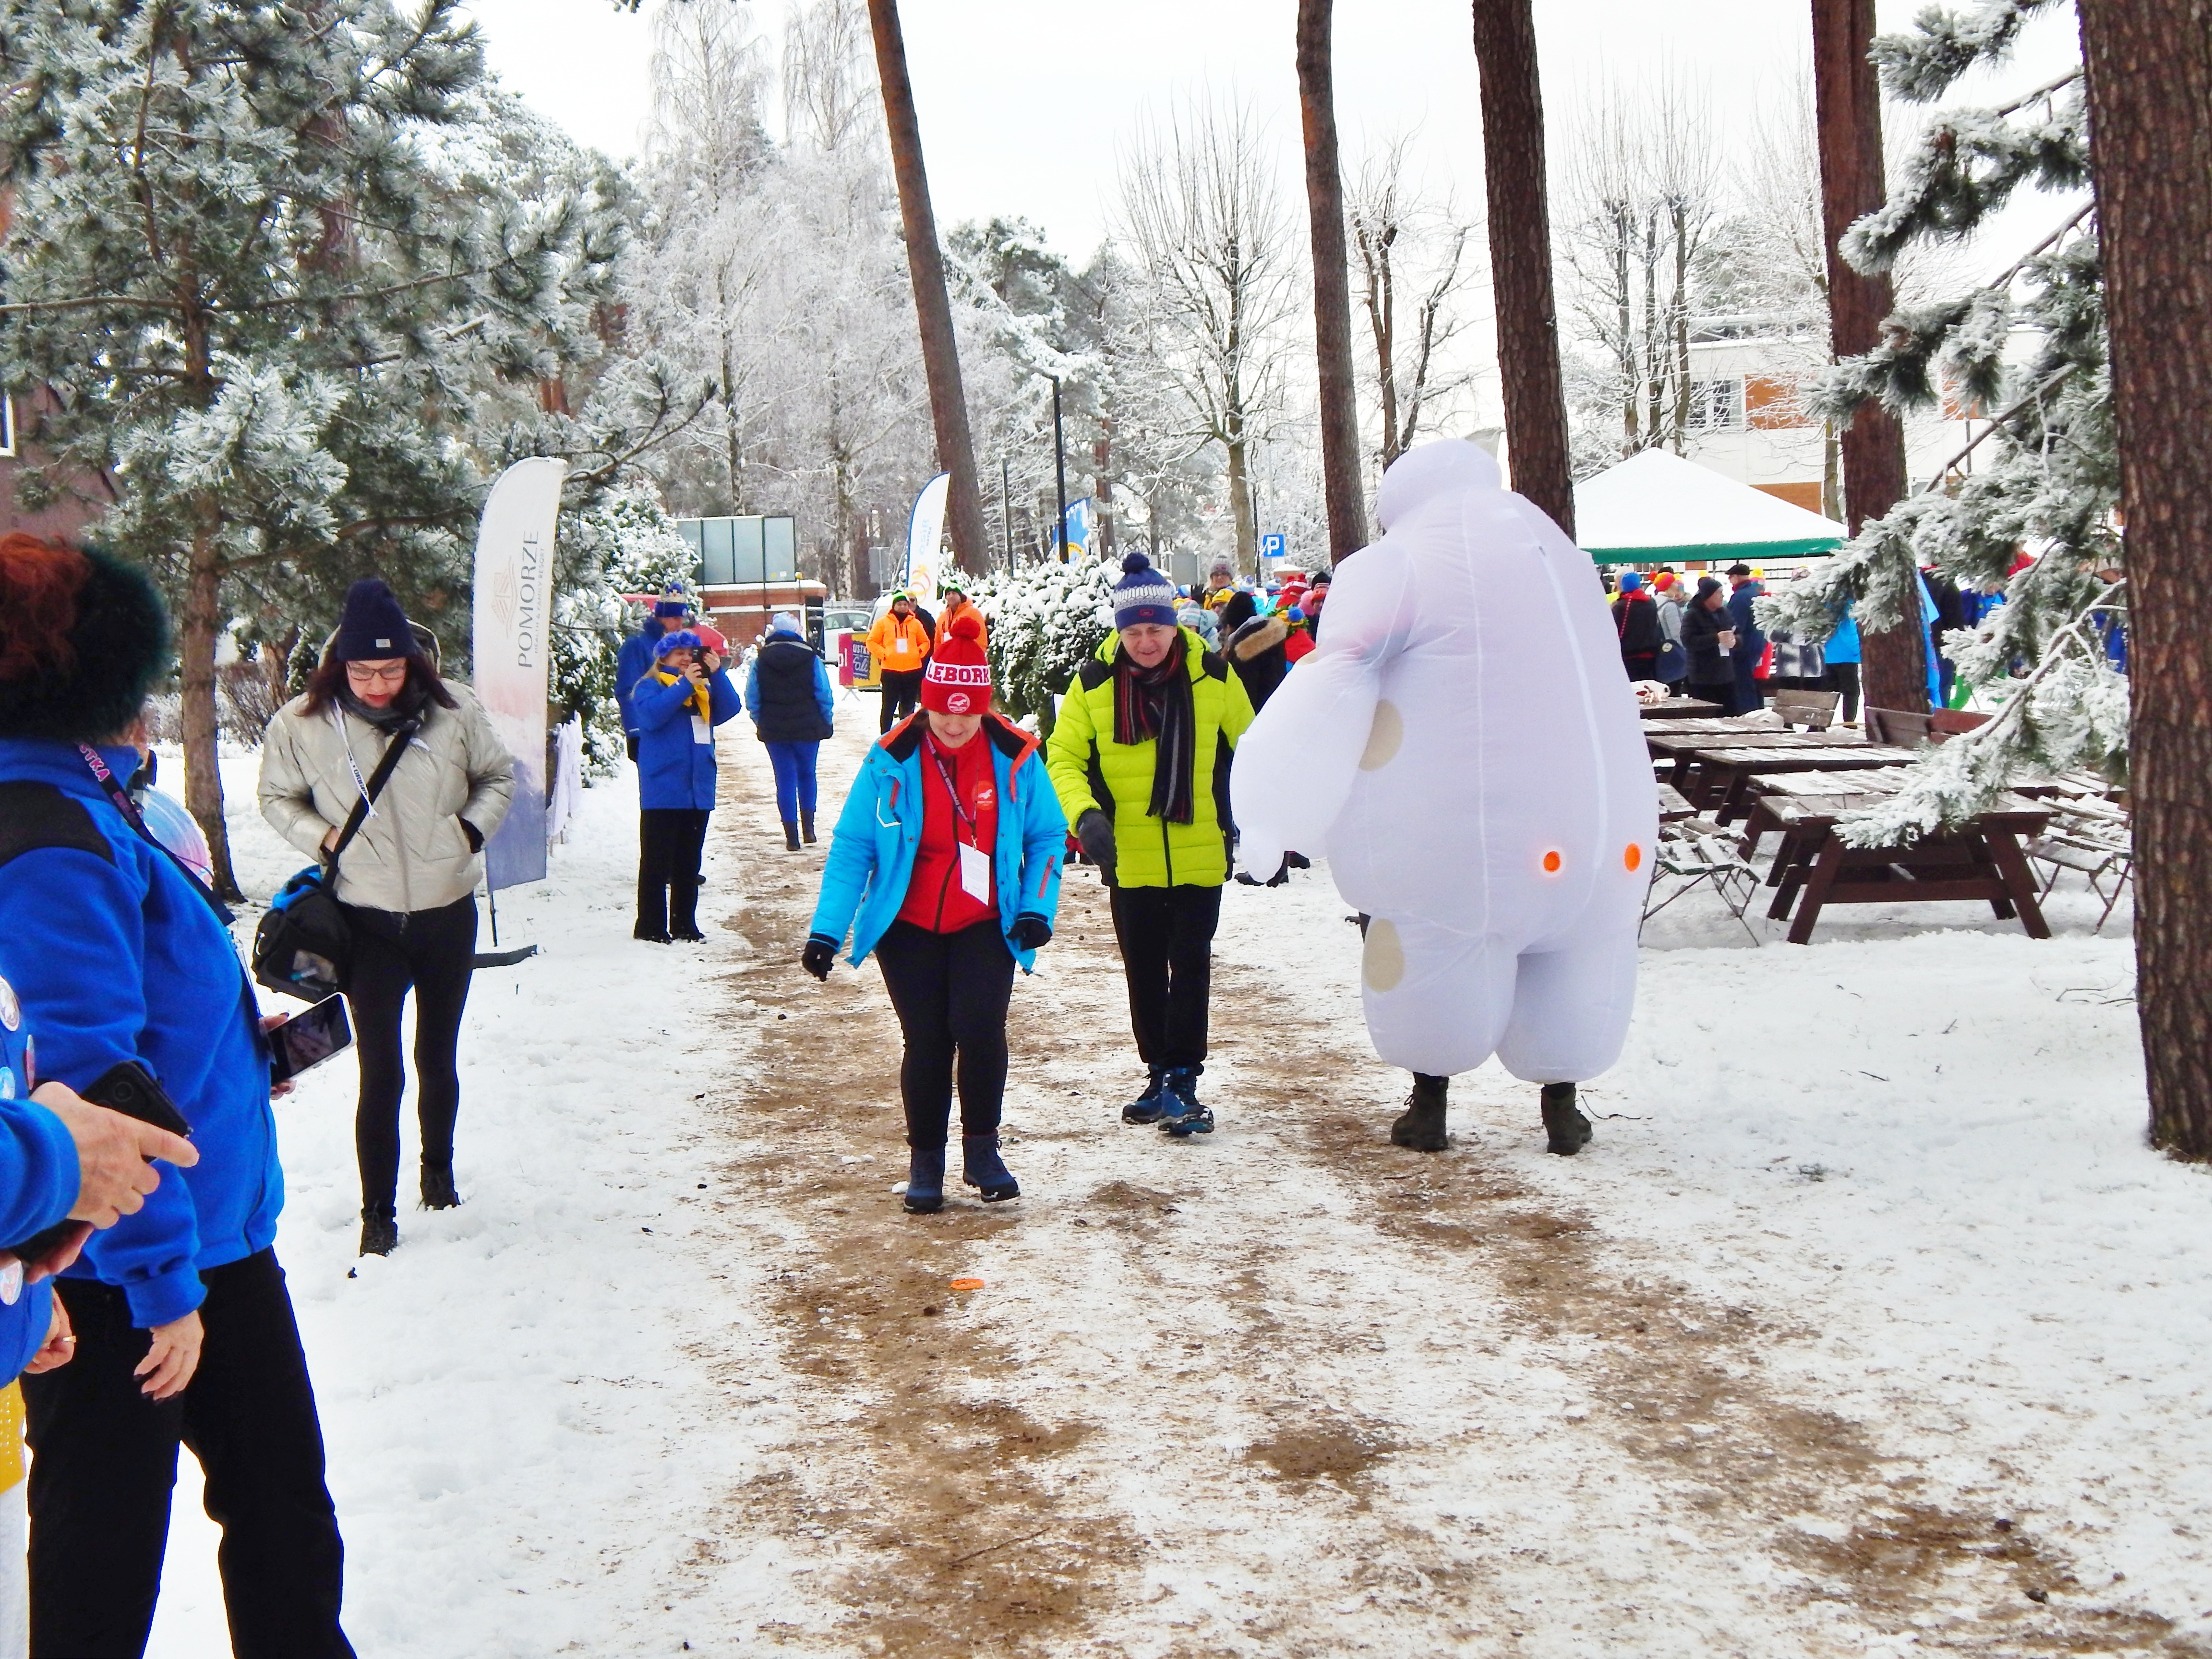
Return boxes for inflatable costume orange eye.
[1541,850,1562,874]
[1624,843,1643,873]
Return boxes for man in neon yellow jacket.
[1046,553,1255,1137]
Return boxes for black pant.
[24,1250,352,1659]
[637,807,711,937]
[1828,661,1862,721]
[344,893,476,1220]
[879,669,924,732]
[1108,884,1223,1071]
[873,919,1016,1149]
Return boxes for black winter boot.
[359,1211,398,1257]
[961,1135,1020,1202]
[1158,1068,1214,1137]
[782,820,801,852]
[801,811,817,845]
[421,1164,460,1210]
[1121,1067,1167,1125]
[669,879,705,941]
[903,1147,946,1214]
[1391,1072,1451,1151]
[1541,1082,1593,1155]
[634,879,670,943]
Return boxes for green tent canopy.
[1573,448,1846,565]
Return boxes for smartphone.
[268,994,353,1085]
[5,1060,193,1261]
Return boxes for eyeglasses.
[345,661,408,685]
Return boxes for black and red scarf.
[1111,646,1196,825]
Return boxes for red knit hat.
[921,612,992,715]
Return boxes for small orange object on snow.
[949,1277,986,1291]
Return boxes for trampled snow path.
[139,722,2210,1656]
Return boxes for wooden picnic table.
[1756,791,2054,944]
[1657,782,1697,823]
[1691,745,1924,825]
[1639,697,1728,720]
[1741,767,1914,858]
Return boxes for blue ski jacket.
[614,619,672,738]
[808,713,1067,971]
[0,994,77,1382]
[0,737,280,1329]
[633,668,743,810]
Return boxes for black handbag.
[252,718,417,1001]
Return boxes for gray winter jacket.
[258,684,517,914]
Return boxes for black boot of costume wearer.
[359,1212,398,1257]
[801,811,817,845]
[782,820,801,852]
[903,1147,946,1214]
[669,879,705,941]
[1391,1072,1451,1151]
[1540,1082,1593,1155]
[421,1163,460,1210]
[962,1135,1020,1202]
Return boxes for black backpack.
[251,719,416,1001]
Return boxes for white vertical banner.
[471,457,567,891]
[904,472,949,600]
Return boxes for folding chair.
[1642,818,1763,944]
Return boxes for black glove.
[1010,913,1052,951]
[1074,808,1117,876]
[625,734,639,763]
[800,933,838,980]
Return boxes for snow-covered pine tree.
[551,481,697,774]
[963,556,1116,734]
[0,0,621,896]
[1757,0,2117,845]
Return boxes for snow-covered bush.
[966,557,1118,732]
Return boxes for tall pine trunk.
[866,0,991,577]
[1469,0,1575,538]
[1297,0,1367,561]
[180,524,240,901]
[1811,0,1926,715]
[2077,0,2212,1159]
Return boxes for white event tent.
[1572,448,1847,565]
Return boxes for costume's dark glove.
[1010,913,1052,951]
[625,734,640,763]
[1075,808,1117,876]
[800,934,838,981]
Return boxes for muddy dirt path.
[693,722,2181,1657]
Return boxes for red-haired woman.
[259,579,514,1256]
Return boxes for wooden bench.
[1770,688,1841,731]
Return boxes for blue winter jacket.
[744,629,835,736]
[809,713,1067,971]
[633,668,743,810]
[614,619,671,738]
[1824,613,1862,665]
[0,737,281,1329]
[1727,581,1768,662]
[0,998,77,1382]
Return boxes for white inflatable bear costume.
[1231,439,1654,1098]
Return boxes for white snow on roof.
[1575,447,1847,559]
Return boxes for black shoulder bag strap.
[325,716,421,879]
[76,745,238,926]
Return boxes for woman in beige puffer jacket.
[258,580,515,1256]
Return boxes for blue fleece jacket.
[744,629,836,733]
[632,668,743,809]
[808,714,1067,972]
[0,738,281,1329]
[0,1000,75,1382]
[614,619,670,738]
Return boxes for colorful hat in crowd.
[1620,571,1643,592]
[653,585,691,619]
[1112,553,1180,631]
[655,629,703,660]
[920,613,992,715]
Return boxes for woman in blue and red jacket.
[800,614,1066,1213]
[630,629,742,943]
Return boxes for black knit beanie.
[0,547,172,743]
[331,578,415,663]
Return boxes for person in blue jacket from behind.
[614,587,691,762]
[745,612,835,853]
[631,628,742,943]
[800,618,1066,1214]
[0,535,354,1658]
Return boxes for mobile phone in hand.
[5,1060,193,1264]
[268,994,353,1085]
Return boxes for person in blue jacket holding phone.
[0,534,354,1657]
[631,627,742,943]
[800,614,1066,1213]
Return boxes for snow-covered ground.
[130,726,2208,1656]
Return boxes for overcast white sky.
[457,0,2082,263]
